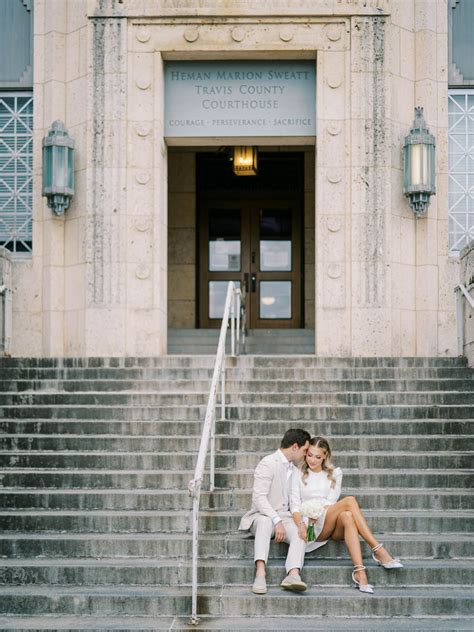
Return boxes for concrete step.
[0,614,472,631]
[0,558,472,587]
[168,344,316,355]
[5,377,473,393]
[0,356,466,368]
[0,450,470,470]
[220,418,474,435]
[1,488,470,512]
[0,510,471,534]
[1,433,472,453]
[2,467,471,491]
[0,585,471,618]
[2,391,473,407]
[0,366,471,381]
[2,404,473,420]
[168,329,315,354]
[2,418,472,437]
[2,532,471,561]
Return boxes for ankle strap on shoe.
[371,543,383,553]
[353,565,366,572]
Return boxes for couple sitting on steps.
[239,428,403,594]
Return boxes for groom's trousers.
[250,514,306,574]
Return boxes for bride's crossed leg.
[316,496,395,586]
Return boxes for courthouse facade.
[1,0,473,357]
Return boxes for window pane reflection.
[260,210,291,238]
[209,209,241,271]
[260,240,291,271]
[260,281,292,319]
[209,240,241,271]
[209,281,241,319]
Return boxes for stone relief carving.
[279,28,294,42]
[327,263,343,279]
[183,26,199,42]
[136,28,151,42]
[327,173,343,184]
[135,264,151,280]
[327,217,342,232]
[327,75,343,89]
[134,123,151,137]
[136,78,151,90]
[327,123,342,136]
[231,27,246,42]
[135,172,151,185]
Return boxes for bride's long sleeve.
[325,468,343,505]
[289,470,302,514]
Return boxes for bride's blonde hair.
[302,436,337,488]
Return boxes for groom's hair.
[280,428,311,448]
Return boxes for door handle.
[251,274,257,293]
[244,273,249,293]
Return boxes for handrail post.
[221,364,225,421]
[455,286,464,356]
[210,405,216,492]
[190,488,200,626]
[236,291,241,355]
[230,292,235,357]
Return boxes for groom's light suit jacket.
[239,449,294,531]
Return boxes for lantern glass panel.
[43,146,52,190]
[53,145,67,189]
[67,147,74,191]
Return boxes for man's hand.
[274,522,286,543]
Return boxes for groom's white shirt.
[239,449,296,531]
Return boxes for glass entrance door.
[199,199,301,328]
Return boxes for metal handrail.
[188,281,244,626]
[455,282,474,356]
[0,283,12,357]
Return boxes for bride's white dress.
[290,467,343,552]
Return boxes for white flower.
[300,499,325,520]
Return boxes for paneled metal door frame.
[199,195,302,329]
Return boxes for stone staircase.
[168,329,315,354]
[0,355,472,630]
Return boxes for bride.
[290,436,403,593]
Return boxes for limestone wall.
[168,149,196,328]
[8,0,459,356]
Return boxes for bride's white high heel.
[371,542,403,569]
[352,565,374,594]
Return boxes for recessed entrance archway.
[197,151,304,329]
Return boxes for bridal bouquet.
[300,500,325,542]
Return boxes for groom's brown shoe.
[280,573,307,592]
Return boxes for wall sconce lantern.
[403,107,436,216]
[233,146,258,176]
[42,120,75,216]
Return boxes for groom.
[239,428,311,594]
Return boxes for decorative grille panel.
[0,93,33,254]
[448,90,474,255]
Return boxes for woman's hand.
[297,522,307,542]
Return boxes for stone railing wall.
[0,247,13,356]
[459,241,474,366]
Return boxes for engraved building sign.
[164,61,316,138]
